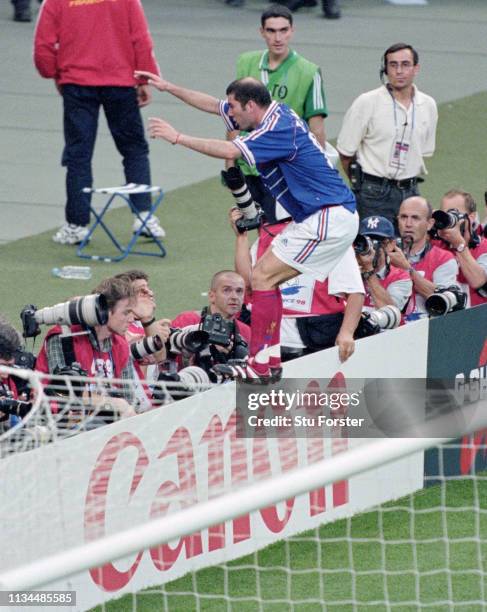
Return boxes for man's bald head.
[399,196,432,220]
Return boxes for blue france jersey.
[220,100,356,223]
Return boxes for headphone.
[380,43,419,83]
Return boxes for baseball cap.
[359,216,395,239]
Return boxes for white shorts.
[271,206,359,282]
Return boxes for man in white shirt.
[337,43,438,229]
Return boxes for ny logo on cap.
[367,217,380,229]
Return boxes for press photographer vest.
[36,324,129,378]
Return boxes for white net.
[0,366,486,612]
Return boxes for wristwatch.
[455,243,466,253]
[361,270,376,281]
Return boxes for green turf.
[90,475,487,611]
[1,92,487,335]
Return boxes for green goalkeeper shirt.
[235,49,328,176]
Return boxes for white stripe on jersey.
[262,167,278,179]
[219,100,235,131]
[313,72,324,110]
[234,139,255,166]
[276,187,289,200]
[270,176,285,190]
[246,112,279,142]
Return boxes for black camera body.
[200,313,232,347]
[46,362,89,398]
[20,305,40,338]
[0,391,32,421]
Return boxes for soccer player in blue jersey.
[141,74,358,382]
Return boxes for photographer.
[0,317,30,430]
[35,277,138,418]
[386,196,459,318]
[114,270,171,410]
[115,269,170,365]
[355,216,412,315]
[436,190,487,307]
[230,208,364,363]
[170,270,250,373]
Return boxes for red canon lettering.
[201,410,251,549]
[84,432,149,591]
[149,427,203,571]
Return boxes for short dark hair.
[0,317,21,361]
[114,269,149,283]
[443,189,477,214]
[384,43,419,67]
[210,270,243,291]
[261,5,293,27]
[226,78,272,109]
[92,277,135,311]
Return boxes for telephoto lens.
[130,335,163,360]
[167,327,210,354]
[432,209,461,230]
[368,305,402,330]
[425,286,467,316]
[353,234,374,256]
[35,294,109,328]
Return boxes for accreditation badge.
[389,140,410,170]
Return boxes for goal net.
[0,364,486,611]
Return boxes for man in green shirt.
[226,4,329,224]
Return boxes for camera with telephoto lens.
[432,208,467,231]
[353,234,375,257]
[354,305,402,339]
[424,286,467,317]
[167,327,210,354]
[156,366,216,402]
[20,294,109,339]
[130,334,163,361]
[0,391,31,421]
[221,167,264,233]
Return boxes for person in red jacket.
[436,190,487,307]
[36,277,138,418]
[387,196,459,319]
[33,0,164,245]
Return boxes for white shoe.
[133,212,166,239]
[52,223,90,245]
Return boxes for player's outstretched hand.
[134,71,169,92]
[148,117,180,145]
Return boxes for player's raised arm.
[148,117,241,160]
[135,71,220,115]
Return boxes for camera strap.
[59,325,76,368]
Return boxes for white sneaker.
[52,223,90,245]
[133,212,166,239]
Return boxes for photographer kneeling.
[35,277,138,418]
[435,190,487,307]
[386,196,460,319]
[166,271,250,390]
[355,216,412,321]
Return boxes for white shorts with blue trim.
[271,206,359,282]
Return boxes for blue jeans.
[356,178,419,233]
[61,85,151,226]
